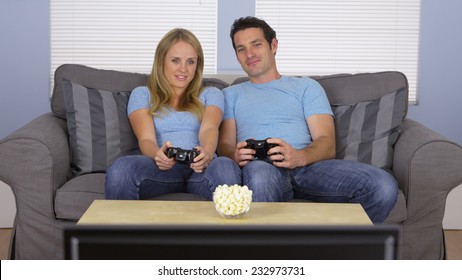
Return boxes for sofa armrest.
[0,113,70,258]
[393,118,462,206]
[393,118,462,258]
[0,112,70,194]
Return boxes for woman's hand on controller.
[190,146,212,173]
[155,141,176,170]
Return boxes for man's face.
[233,27,278,80]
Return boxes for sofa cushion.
[53,64,149,119]
[55,173,207,221]
[55,172,406,223]
[202,78,229,90]
[55,173,105,220]
[62,79,140,176]
[331,87,406,170]
[316,72,408,113]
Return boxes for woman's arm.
[129,108,174,170]
[191,105,222,173]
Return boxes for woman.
[105,28,241,200]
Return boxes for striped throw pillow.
[62,79,140,176]
[331,87,406,170]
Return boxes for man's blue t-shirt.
[223,76,333,149]
[128,86,224,150]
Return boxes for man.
[218,17,397,223]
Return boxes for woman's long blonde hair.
[148,28,204,120]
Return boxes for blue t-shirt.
[128,86,224,149]
[223,76,332,149]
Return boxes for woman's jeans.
[105,155,241,201]
[242,159,398,223]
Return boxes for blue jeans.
[105,155,242,200]
[242,159,398,223]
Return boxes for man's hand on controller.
[190,146,212,173]
[267,138,302,169]
[235,141,255,167]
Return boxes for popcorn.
[213,184,253,218]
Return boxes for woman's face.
[164,40,198,95]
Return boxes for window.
[51,0,217,91]
[256,0,421,103]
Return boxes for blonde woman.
[105,28,241,200]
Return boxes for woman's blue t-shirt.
[127,86,224,150]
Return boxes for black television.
[64,224,400,260]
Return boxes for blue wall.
[407,0,462,144]
[0,0,50,137]
[216,0,254,73]
[1,0,461,146]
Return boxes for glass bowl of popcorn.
[213,184,253,219]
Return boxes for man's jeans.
[242,159,398,223]
[105,155,241,200]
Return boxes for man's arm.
[302,113,336,163]
[269,114,336,168]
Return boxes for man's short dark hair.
[230,16,277,50]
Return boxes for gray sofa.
[1,64,461,260]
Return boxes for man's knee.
[242,161,292,201]
[375,172,398,207]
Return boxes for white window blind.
[256,0,421,103]
[51,0,217,91]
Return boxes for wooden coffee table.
[78,200,372,225]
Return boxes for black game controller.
[245,139,279,161]
[165,147,199,164]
